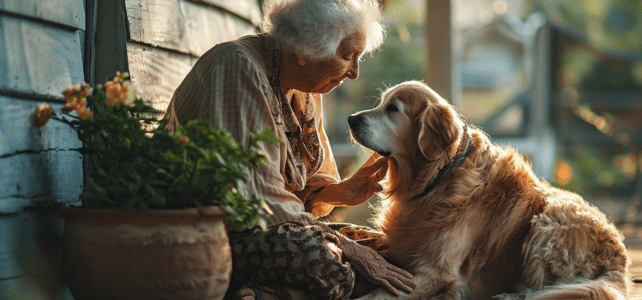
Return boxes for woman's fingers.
[341,241,415,296]
[355,156,389,177]
[386,276,414,294]
[383,266,416,294]
[372,264,415,296]
[370,269,415,297]
[377,279,400,296]
[363,151,382,167]
[371,161,388,183]
[388,263,414,279]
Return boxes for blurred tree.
[526,0,642,209]
[524,0,642,53]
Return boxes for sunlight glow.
[572,103,630,146]
[554,161,573,186]
[492,0,508,15]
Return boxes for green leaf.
[143,184,166,207]
[251,125,280,146]
[117,177,139,196]
[68,79,269,224]
[138,200,150,212]
[121,197,138,211]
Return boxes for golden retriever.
[348,81,630,299]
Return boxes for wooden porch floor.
[629,249,642,298]
[622,225,642,298]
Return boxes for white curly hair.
[261,0,386,62]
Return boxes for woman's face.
[300,31,367,94]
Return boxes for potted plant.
[36,72,278,300]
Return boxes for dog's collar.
[412,125,472,200]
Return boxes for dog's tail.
[495,271,628,300]
[511,271,628,300]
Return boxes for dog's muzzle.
[348,115,391,157]
[348,115,362,129]
[348,115,365,143]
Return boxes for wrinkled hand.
[311,153,390,207]
[340,240,415,296]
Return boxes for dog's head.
[349,80,464,163]
[350,81,471,236]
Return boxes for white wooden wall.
[124,0,260,111]
[0,0,260,299]
[0,1,85,298]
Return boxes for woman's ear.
[418,104,458,161]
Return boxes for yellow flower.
[105,78,135,108]
[76,105,93,120]
[62,83,81,99]
[119,72,129,80]
[123,81,136,106]
[105,83,125,107]
[61,102,77,113]
[36,103,54,127]
[104,72,129,88]
[62,83,92,112]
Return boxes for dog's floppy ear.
[418,103,458,161]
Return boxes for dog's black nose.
[348,115,361,128]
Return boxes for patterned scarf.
[267,38,324,192]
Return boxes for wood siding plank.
[0,0,85,30]
[125,0,257,56]
[124,0,187,54]
[190,0,261,26]
[125,0,259,109]
[0,150,83,214]
[126,42,194,111]
[181,0,257,56]
[0,15,84,99]
[0,96,81,157]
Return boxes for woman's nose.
[347,60,359,80]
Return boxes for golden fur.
[348,81,630,299]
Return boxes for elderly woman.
[164,0,415,299]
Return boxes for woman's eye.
[385,104,399,113]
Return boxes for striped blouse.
[164,34,341,229]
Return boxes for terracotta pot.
[59,206,232,300]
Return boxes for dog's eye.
[385,104,399,113]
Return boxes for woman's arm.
[167,47,317,228]
[297,94,389,217]
[304,152,389,218]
